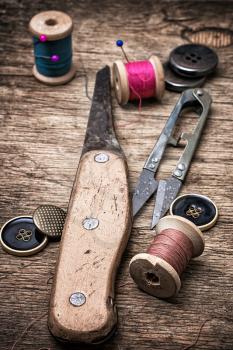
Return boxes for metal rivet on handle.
[69,292,86,307]
[83,217,99,230]
[94,153,109,163]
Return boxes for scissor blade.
[132,169,159,217]
[151,176,182,229]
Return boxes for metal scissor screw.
[196,89,203,96]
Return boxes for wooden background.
[1,0,233,349]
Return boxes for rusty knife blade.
[82,66,122,155]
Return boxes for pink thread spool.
[113,56,165,105]
[129,215,205,298]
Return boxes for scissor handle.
[172,89,212,182]
[144,89,199,173]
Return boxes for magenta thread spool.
[113,56,165,106]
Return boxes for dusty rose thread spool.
[113,56,165,105]
[129,215,205,298]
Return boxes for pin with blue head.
[116,39,129,62]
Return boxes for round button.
[0,216,48,256]
[164,62,206,92]
[170,194,218,231]
[33,205,66,240]
[169,44,218,78]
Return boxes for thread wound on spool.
[147,229,194,276]
[29,11,76,85]
[126,60,156,106]
[129,216,204,298]
[33,35,72,77]
[113,55,164,106]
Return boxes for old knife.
[48,66,131,344]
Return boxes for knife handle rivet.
[83,217,99,230]
[149,164,155,169]
[94,153,109,163]
[69,292,86,307]
[152,158,158,163]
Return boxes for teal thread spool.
[29,11,76,85]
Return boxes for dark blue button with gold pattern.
[0,216,48,256]
[170,194,218,231]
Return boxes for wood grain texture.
[49,150,131,343]
[0,0,233,349]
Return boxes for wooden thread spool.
[29,11,76,85]
[113,55,165,105]
[129,216,205,298]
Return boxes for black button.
[0,216,48,256]
[169,44,218,78]
[170,194,218,231]
[164,62,206,92]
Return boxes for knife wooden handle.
[48,150,131,343]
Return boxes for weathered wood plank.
[0,0,233,349]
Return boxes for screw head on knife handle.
[48,66,132,344]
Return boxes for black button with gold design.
[0,216,48,256]
[170,194,218,231]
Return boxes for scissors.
[132,88,212,229]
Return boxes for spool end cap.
[129,253,181,299]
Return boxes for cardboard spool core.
[113,55,165,105]
[129,215,205,299]
[29,10,76,85]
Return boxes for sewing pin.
[116,39,129,63]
